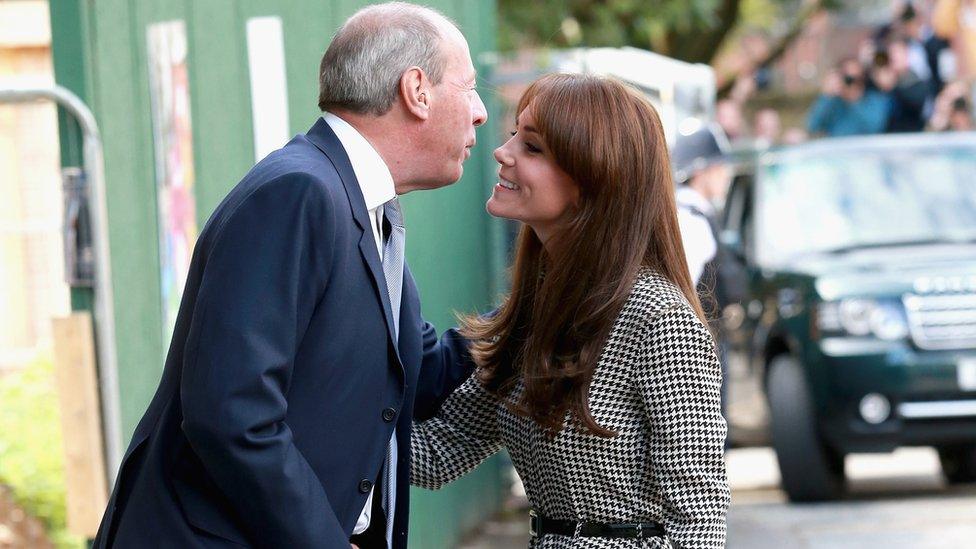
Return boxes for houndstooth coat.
[411,269,730,548]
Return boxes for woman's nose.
[494,144,513,166]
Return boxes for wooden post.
[51,312,108,538]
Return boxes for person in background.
[899,3,938,88]
[934,0,976,79]
[716,98,749,143]
[671,126,729,288]
[753,108,782,146]
[807,58,891,137]
[928,79,976,129]
[904,1,957,94]
[676,206,716,286]
[671,126,745,448]
[671,126,745,329]
[947,95,975,128]
[878,38,931,131]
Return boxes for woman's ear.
[400,67,431,121]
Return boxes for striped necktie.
[382,197,404,339]
[380,197,404,548]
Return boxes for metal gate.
[0,85,121,486]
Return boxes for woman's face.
[487,103,580,243]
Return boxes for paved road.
[726,447,976,549]
[460,447,976,548]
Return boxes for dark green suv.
[719,133,976,501]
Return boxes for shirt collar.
[676,185,715,216]
[322,112,395,211]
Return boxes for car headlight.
[817,299,909,341]
[869,302,910,341]
[839,299,873,336]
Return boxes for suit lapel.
[305,118,403,368]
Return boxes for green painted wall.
[50,1,507,546]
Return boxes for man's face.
[755,110,780,141]
[716,100,744,139]
[421,31,488,189]
[840,61,866,101]
[702,164,732,205]
[690,163,732,210]
[903,18,922,40]
[950,110,974,131]
[888,42,910,74]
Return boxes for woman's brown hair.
[462,73,707,437]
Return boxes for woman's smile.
[497,175,520,191]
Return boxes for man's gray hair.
[318,2,457,116]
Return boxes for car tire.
[767,354,845,502]
[937,444,976,484]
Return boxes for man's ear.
[400,67,431,121]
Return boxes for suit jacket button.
[358,479,373,494]
[382,407,397,422]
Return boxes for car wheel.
[767,354,845,502]
[937,444,976,483]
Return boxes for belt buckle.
[529,510,540,538]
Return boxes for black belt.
[529,510,665,539]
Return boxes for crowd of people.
[808,0,976,137]
[678,1,976,302]
[707,1,976,147]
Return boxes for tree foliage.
[498,0,841,64]
[0,357,83,548]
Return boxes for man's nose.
[472,91,488,127]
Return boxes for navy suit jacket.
[93,118,474,548]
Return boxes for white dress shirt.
[322,112,396,536]
[675,186,717,285]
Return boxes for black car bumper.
[815,338,976,453]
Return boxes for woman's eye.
[524,142,541,153]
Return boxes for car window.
[754,147,976,266]
[722,174,750,232]
[720,173,754,263]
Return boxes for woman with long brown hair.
[411,73,729,548]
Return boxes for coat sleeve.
[179,173,350,548]
[635,304,730,549]
[413,323,477,421]
[411,374,503,490]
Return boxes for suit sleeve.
[413,322,476,421]
[635,304,730,549]
[180,173,349,548]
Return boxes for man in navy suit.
[93,3,487,548]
